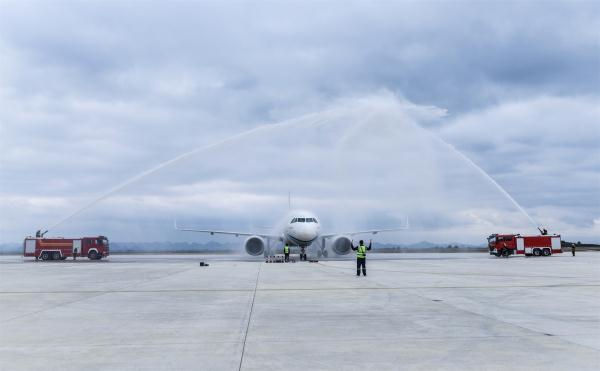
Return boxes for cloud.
[439,96,600,237]
[3,93,574,243]
[0,1,598,244]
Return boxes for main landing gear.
[316,237,328,259]
[317,249,328,258]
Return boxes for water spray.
[47,95,542,237]
[47,113,332,233]
[431,137,541,233]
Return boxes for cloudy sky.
[1,0,598,245]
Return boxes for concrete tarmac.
[1,252,599,370]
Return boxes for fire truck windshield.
[487,235,497,246]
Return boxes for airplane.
[174,209,408,260]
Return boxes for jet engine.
[245,236,265,256]
[331,236,352,255]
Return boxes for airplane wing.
[174,221,281,240]
[320,227,408,239]
[320,218,409,239]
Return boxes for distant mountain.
[110,241,238,253]
[373,241,483,249]
[406,241,439,248]
[0,243,21,254]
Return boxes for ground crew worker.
[571,243,576,257]
[351,239,371,276]
[284,243,290,262]
[502,242,510,258]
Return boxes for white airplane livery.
[175,209,407,259]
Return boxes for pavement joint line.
[2,333,598,349]
[0,290,110,324]
[0,283,598,295]
[0,266,199,324]
[119,265,198,290]
[238,262,262,371]
[317,260,600,352]
[316,261,581,279]
[402,286,600,352]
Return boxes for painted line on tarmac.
[1,283,598,295]
[238,262,262,371]
[316,261,582,279]
[1,332,597,348]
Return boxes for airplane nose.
[297,226,317,241]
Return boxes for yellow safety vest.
[357,245,366,258]
[284,245,289,253]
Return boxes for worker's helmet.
[359,240,364,245]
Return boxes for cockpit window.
[293,217,320,223]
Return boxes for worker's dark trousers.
[357,258,366,276]
[284,253,289,262]
[572,251,575,256]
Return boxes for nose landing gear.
[299,246,307,261]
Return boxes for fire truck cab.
[23,236,110,261]
[487,234,562,257]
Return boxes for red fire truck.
[487,234,562,257]
[23,236,110,261]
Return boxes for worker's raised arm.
[350,240,357,251]
[367,239,372,250]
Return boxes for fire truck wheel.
[40,252,49,261]
[542,249,551,256]
[88,251,98,260]
[52,252,61,260]
[533,249,541,256]
[96,255,102,260]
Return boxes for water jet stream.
[48,113,330,232]
[47,99,541,236]
[434,138,541,232]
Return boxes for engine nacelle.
[331,236,352,255]
[245,236,265,256]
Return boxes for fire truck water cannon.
[487,231,562,257]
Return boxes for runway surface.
[1,252,599,370]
